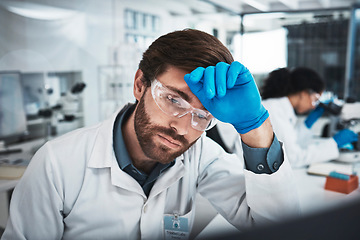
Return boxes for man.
[2,29,300,240]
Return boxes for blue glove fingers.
[227,61,241,88]
[348,130,359,142]
[184,67,205,96]
[186,67,205,84]
[333,129,358,147]
[215,62,229,98]
[204,66,216,99]
[233,61,253,86]
[340,129,358,142]
[186,62,269,134]
[305,106,325,129]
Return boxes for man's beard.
[134,93,197,164]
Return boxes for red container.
[325,174,359,194]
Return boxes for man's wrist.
[240,118,273,148]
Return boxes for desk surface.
[295,167,360,214]
[196,167,360,239]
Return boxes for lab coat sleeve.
[2,143,64,240]
[282,117,339,168]
[196,137,300,230]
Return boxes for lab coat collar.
[88,103,134,169]
[87,105,146,196]
[87,110,119,169]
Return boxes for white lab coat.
[262,97,339,168]
[2,108,300,240]
[215,122,244,157]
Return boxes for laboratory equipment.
[321,100,360,162]
[58,82,86,121]
[337,102,360,162]
[0,71,28,151]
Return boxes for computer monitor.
[0,71,28,146]
[209,198,360,240]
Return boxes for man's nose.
[169,113,192,135]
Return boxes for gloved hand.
[184,61,269,134]
[304,105,325,129]
[333,129,358,148]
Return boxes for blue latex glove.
[184,61,269,134]
[304,105,325,129]
[333,129,358,148]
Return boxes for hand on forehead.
[157,66,208,111]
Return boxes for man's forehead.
[157,68,207,111]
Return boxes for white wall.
[0,0,234,127]
[0,0,113,126]
[232,28,287,74]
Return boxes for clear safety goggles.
[151,79,217,131]
[308,90,321,107]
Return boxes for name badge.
[164,213,189,240]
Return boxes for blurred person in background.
[260,67,358,168]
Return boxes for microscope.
[321,100,360,162]
[58,82,86,121]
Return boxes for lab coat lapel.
[87,108,146,197]
[88,114,116,168]
[148,155,186,200]
[110,160,146,197]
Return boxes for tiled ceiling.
[199,0,359,14]
[179,0,360,32]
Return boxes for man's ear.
[133,69,146,101]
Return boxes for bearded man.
[2,29,300,240]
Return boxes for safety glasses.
[151,79,217,131]
[308,91,321,107]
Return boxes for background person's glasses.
[151,79,217,131]
[308,90,321,107]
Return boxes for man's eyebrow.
[165,84,208,111]
[165,84,191,102]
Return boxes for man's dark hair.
[261,67,325,100]
[138,28,234,86]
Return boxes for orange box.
[325,174,359,194]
